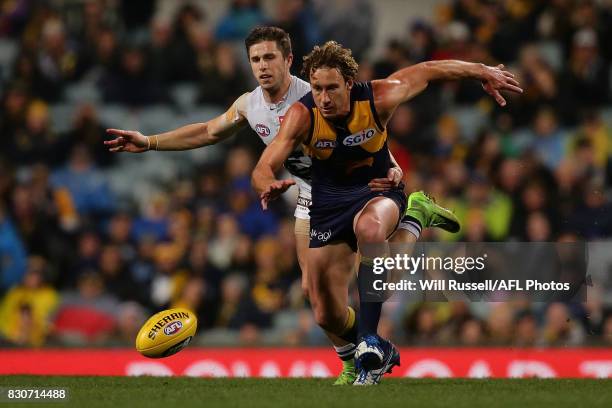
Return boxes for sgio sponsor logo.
[310,229,332,242]
[343,128,376,146]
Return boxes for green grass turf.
[0,376,611,408]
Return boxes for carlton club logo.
[343,128,377,146]
[255,124,271,138]
[163,321,183,336]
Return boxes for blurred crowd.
[1,0,612,348]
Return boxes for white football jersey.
[244,75,312,183]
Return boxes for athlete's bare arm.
[372,61,523,125]
[104,93,250,152]
[252,102,311,209]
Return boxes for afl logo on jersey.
[255,124,271,137]
[343,128,377,146]
[314,139,336,149]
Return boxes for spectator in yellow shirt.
[0,256,59,347]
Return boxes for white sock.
[398,219,421,240]
[334,343,357,361]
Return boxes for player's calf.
[310,298,347,334]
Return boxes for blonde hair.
[301,41,359,81]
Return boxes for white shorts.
[293,176,311,220]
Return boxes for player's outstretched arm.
[252,103,310,209]
[372,61,523,124]
[104,93,250,153]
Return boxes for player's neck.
[329,103,352,124]
[262,74,292,104]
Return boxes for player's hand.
[368,167,403,192]
[260,179,296,210]
[480,64,523,107]
[104,129,149,153]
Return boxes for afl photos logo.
[255,124,271,138]
[343,128,377,146]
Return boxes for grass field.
[1,376,611,408]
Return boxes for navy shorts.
[309,185,406,252]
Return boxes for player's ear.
[346,79,354,90]
[286,53,293,69]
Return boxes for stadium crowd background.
[1,0,612,349]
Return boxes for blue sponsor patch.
[343,128,377,146]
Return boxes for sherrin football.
[136,308,197,358]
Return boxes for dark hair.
[244,26,292,58]
[301,41,359,81]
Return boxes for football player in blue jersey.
[253,41,522,385]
